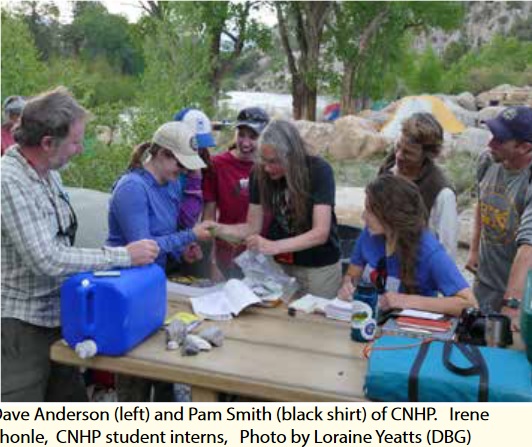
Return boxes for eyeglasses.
[259,155,282,166]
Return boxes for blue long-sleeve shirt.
[107,169,196,268]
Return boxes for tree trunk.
[209,28,223,110]
[292,75,304,120]
[340,63,357,116]
[276,2,332,121]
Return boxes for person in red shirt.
[1,96,25,156]
[202,107,270,280]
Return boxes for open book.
[288,295,356,322]
[190,279,261,320]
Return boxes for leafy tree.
[445,35,532,93]
[1,10,47,98]
[407,45,444,93]
[329,1,463,114]
[12,1,62,61]
[442,38,470,68]
[276,1,333,120]
[64,2,144,75]
[43,56,139,108]
[140,1,271,108]
[133,14,212,142]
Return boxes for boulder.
[456,92,477,111]
[358,110,391,130]
[329,116,392,160]
[95,125,113,145]
[478,106,505,123]
[476,84,532,109]
[335,186,366,228]
[293,120,334,156]
[336,115,379,132]
[449,127,492,155]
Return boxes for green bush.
[445,35,532,93]
[62,140,131,193]
[1,11,47,98]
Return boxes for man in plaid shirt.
[1,87,159,402]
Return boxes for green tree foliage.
[328,1,463,111]
[161,1,271,108]
[64,2,144,75]
[133,14,212,142]
[13,1,62,61]
[1,10,47,99]
[445,35,532,93]
[442,38,470,68]
[406,45,445,93]
[43,56,139,108]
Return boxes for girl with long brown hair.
[338,175,476,316]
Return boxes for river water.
[219,90,335,120]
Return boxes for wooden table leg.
[191,386,217,402]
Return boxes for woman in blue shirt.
[107,122,213,273]
[338,175,477,316]
[107,122,214,402]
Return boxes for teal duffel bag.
[364,335,532,402]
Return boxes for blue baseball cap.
[485,106,532,143]
[173,108,216,149]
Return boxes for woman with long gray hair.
[209,120,342,297]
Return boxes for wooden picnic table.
[50,292,368,402]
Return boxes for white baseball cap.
[152,122,206,170]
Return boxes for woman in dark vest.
[379,112,458,258]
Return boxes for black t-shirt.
[249,156,340,267]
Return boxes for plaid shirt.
[1,147,131,327]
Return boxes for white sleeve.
[428,187,458,259]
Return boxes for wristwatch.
[501,297,521,309]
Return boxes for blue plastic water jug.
[61,264,166,357]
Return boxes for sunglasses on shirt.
[52,190,78,246]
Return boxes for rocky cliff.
[414,1,532,54]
